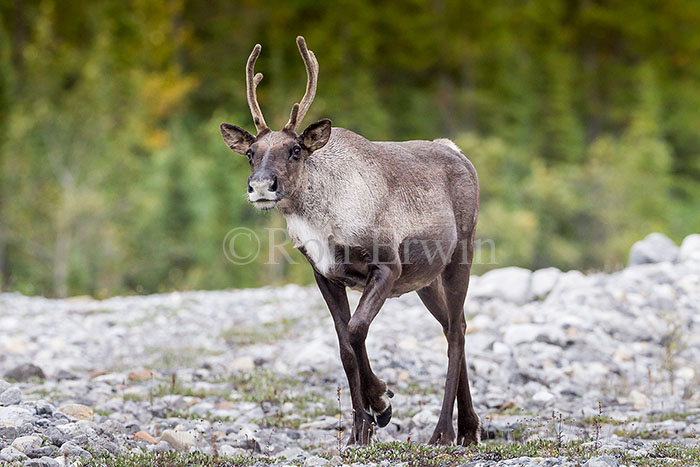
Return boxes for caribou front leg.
[313,272,375,444]
[347,263,398,436]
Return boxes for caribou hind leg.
[420,247,480,445]
[417,278,481,445]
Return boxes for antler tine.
[285,36,319,132]
[246,44,268,133]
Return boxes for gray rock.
[0,424,18,441]
[0,380,10,393]
[0,387,22,406]
[25,446,59,459]
[58,441,91,459]
[53,370,79,381]
[43,427,69,447]
[276,446,306,460]
[149,441,173,453]
[23,457,60,467]
[584,455,619,467]
[0,406,35,426]
[679,233,700,262]
[502,323,567,347]
[11,435,42,452]
[0,446,26,462]
[4,364,45,382]
[628,233,679,265]
[470,267,532,304]
[35,401,54,416]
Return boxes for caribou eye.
[290,145,302,160]
[246,149,253,163]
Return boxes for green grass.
[580,415,628,426]
[648,411,697,423]
[125,368,339,429]
[614,428,668,440]
[76,450,298,466]
[341,440,700,466]
[18,438,697,467]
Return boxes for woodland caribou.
[220,37,481,445]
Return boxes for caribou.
[220,36,481,446]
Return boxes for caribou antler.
[284,36,319,132]
[246,44,268,133]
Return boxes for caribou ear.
[220,123,256,155]
[299,119,331,152]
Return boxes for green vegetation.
[65,440,700,466]
[77,451,287,467]
[342,440,700,466]
[2,1,700,297]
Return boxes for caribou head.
[220,37,331,211]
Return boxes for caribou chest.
[285,214,336,275]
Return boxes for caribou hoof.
[372,388,395,428]
[363,409,377,425]
[376,389,394,427]
[375,402,392,427]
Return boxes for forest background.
[1,0,699,298]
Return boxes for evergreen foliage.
[1,1,698,296]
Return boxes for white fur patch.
[434,138,462,154]
[285,215,335,275]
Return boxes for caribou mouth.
[251,199,278,211]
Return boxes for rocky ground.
[0,233,699,466]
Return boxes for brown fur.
[220,37,480,446]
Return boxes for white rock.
[276,446,305,459]
[0,386,21,406]
[629,390,650,409]
[304,455,328,466]
[229,356,255,373]
[492,342,511,355]
[628,233,679,265]
[218,444,248,458]
[0,405,35,426]
[470,267,532,304]
[299,416,338,430]
[529,267,561,300]
[585,455,620,467]
[679,233,700,262]
[11,435,42,452]
[160,429,196,452]
[161,395,187,410]
[544,270,589,303]
[503,323,566,347]
[676,366,696,380]
[532,390,555,403]
[287,337,337,372]
[411,408,438,427]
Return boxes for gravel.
[0,232,698,466]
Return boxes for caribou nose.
[248,174,278,194]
